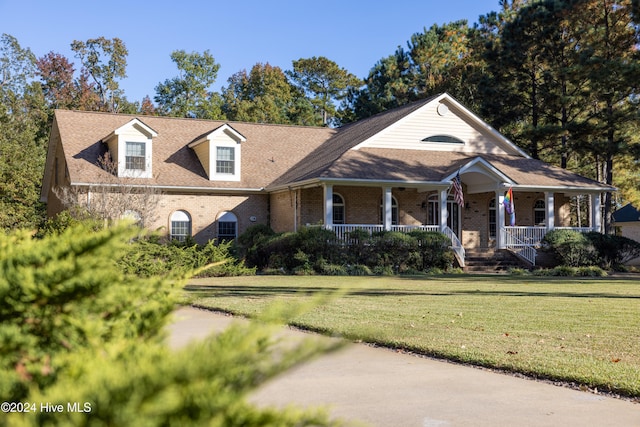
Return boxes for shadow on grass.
[184,282,640,300]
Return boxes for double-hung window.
[125,142,146,172]
[216,147,235,174]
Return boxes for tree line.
[1,0,639,232]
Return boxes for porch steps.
[462,248,527,273]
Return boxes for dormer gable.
[188,124,246,182]
[103,118,157,178]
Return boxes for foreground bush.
[1,223,341,426]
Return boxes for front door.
[427,195,461,237]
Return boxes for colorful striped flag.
[452,172,464,207]
[504,187,515,226]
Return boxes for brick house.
[41,93,613,266]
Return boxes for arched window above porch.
[333,193,345,224]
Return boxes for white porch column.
[545,192,555,231]
[496,189,505,249]
[439,188,448,233]
[383,186,393,231]
[591,193,602,233]
[323,184,333,230]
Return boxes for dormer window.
[103,118,157,178]
[216,147,235,174]
[126,142,146,171]
[189,124,245,182]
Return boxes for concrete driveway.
[167,306,639,427]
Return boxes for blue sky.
[0,0,501,103]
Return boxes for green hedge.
[238,225,455,275]
[541,229,640,270]
[117,237,255,278]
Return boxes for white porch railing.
[331,224,384,241]
[331,224,442,240]
[503,228,539,265]
[556,227,593,233]
[443,226,465,267]
[392,225,440,233]
[329,224,464,267]
[502,226,595,265]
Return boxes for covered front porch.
[312,178,604,267]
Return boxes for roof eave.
[70,182,266,194]
[267,177,451,192]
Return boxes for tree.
[154,49,224,119]
[480,0,639,232]
[571,0,640,233]
[36,51,76,110]
[343,47,419,122]
[140,95,157,115]
[71,37,128,112]
[0,33,36,100]
[0,34,47,230]
[287,56,361,126]
[54,153,161,228]
[36,51,101,112]
[222,63,312,125]
[344,21,477,122]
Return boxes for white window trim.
[170,210,192,242]
[103,119,156,179]
[211,139,241,182]
[120,137,152,178]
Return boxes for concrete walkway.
[167,306,639,427]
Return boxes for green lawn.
[185,274,640,398]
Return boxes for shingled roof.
[270,96,438,186]
[44,95,613,200]
[46,110,335,191]
[613,203,640,223]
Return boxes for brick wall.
[152,192,269,244]
[270,190,295,233]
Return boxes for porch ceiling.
[461,171,499,194]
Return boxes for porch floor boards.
[462,248,526,273]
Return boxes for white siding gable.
[352,95,527,157]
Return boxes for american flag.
[452,172,464,207]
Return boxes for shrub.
[2,223,340,426]
[118,237,255,278]
[368,232,419,273]
[318,263,348,276]
[241,227,341,273]
[508,267,530,276]
[0,224,179,401]
[532,266,607,277]
[408,230,453,270]
[347,264,373,276]
[373,265,395,276]
[237,224,277,268]
[241,227,457,275]
[584,232,640,270]
[541,229,596,267]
